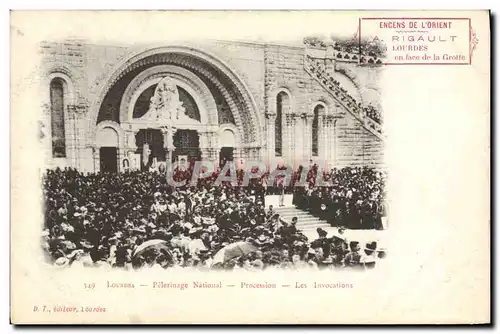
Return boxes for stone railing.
[304,55,383,139]
[305,48,384,66]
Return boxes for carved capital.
[76,103,88,114]
[67,103,88,117]
[42,103,50,115]
[66,104,76,113]
[265,112,277,120]
[326,115,338,126]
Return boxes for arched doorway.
[219,129,236,166]
[135,129,165,171]
[89,46,264,173]
[173,129,201,164]
[96,127,119,173]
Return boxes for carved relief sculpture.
[140,76,200,125]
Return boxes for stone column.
[67,104,89,170]
[303,113,314,162]
[265,112,276,167]
[65,105,77,168]
[284,112,293,165]
[76,104,90,171]
[209,131,220,168]
[233,147,244,168]
[123,128,138,170]
[198,131,210,161]
[325,115,336,167]
[319,114,328,166]
[93,147,100,173]
[41,103,52,163]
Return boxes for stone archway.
[88,45,263,151]
[119,64,218,125]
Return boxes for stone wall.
[263,43,384,168]
[40,39,384,171]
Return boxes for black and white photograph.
[10,10,490,324]
[39,32,388,271]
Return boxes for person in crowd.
[42,165,386,271]
[343,241,362,268]
[360,241,378,269]
[292,166,386,230]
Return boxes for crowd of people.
[293,166,386,230]
[308,57,383,125]
[42,165,387,271]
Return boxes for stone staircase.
[274,206,331,231]
[303,55,383,140]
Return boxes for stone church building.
[39,38,384,173]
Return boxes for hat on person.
[365,241,377,252]
[253,234,269,246]
[133,227,147,234]
[377,247,387,259]
[54,257,70,267]
[202,218,216,225]
[251,259,264,270]
[258,234,268,242]
[207,225,219,233]
[80,240,94,249]
[316,228,328,237]
[66,249,84,260]
[189,227,202,235]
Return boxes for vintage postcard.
[10,10,490,324]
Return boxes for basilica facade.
[39,38,384,173]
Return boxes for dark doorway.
[219,147,234,167]
[173,130,201,164]
[99,147,118,173]
[135,129,165,171]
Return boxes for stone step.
[283,217,325,224]
[296,218,328,224]
[297,219,329,225]
[275,210,313,216]
[278,211,328,218]
[274,205,332,231]
[298,224,331,231]
[278,214,315,219]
